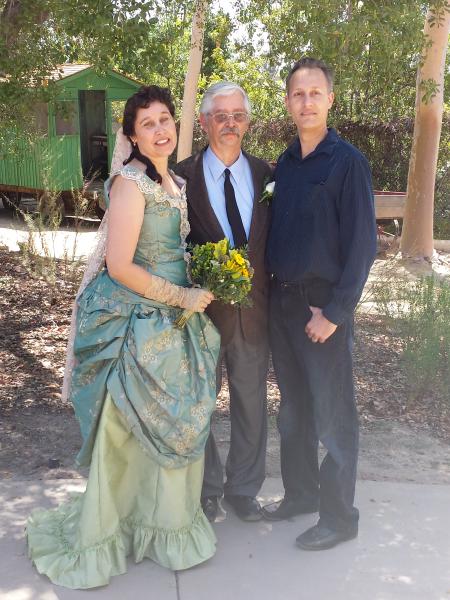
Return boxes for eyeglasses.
[208,112,249,124]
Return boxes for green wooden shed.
[0,64,141,209]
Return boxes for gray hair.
[199,81,251,115]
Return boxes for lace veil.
[61,128,132,403]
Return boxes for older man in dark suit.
[175,82,272,522]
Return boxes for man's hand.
[305,306,337,343]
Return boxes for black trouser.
[270,277,359,533]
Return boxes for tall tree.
[177,0,209,161]
[400,1,450,260]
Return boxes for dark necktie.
[224,168,247,248]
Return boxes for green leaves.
[237,0,428,123]
[428,0,450,27]
[1,0,447,176]
[420,77,441,103]
[0,1,144,140]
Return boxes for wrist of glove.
[143,275,212,312]
[179,287,211,311]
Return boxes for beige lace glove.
[143,274,213,312]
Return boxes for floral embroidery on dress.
[179,358,190,375]
[118,166,191,275]
[73,363,98,387]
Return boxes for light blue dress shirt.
[202,146,254,247]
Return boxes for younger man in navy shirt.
[264,57,377,551]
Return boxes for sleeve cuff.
[322,302,351,327]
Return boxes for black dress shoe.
[224,495,263,521]
[296,523,358,551]
[262,496,319,521]
[201,496,219,522]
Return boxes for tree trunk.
[0,0,49,52]
[1,0,23,48]
[400,4,450,260]
[177,0,208,162]
[1,0,22,24]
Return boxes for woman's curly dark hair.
[122,85,176,184]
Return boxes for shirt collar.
[204,146,246,182]
[288,127,338,161]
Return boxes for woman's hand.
[181,288,215,312]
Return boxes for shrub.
[373,274,450,401]
[191,115,450,238]
[18,188,92,295]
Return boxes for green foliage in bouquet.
[190,238,254,307]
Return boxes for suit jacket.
[175,148,272,346]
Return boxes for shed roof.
[49,64,92,80]
[48,63,142,87]
[1,64,142,88]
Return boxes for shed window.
[55,101,78,135]
[34,103,48,135]
[111,101,126,133]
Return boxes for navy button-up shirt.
[266,128,377,325]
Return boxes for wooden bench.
[374,191,406,219]
[374,191,406,238]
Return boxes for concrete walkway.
[1,477,449,600]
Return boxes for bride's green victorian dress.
[27,166,221,589]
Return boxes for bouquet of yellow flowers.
[174,238,254,328]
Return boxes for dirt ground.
[1,239,450,485]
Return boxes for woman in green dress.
[27,85,221,589]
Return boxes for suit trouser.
[269,278,359,533]
[202,320,269,498]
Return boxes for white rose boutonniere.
[259,180,275,206]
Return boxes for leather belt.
[270,275,302,290]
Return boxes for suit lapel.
[186,149,225,242]
[245,152,269,250]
